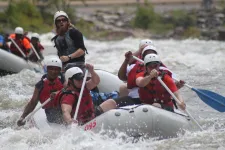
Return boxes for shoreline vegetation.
[1,0,225,41]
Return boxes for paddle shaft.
[74,69,89,121]
[171,74,225,109]
[30,43,41,60]
[23,98,51,122]
[9,37,26,58]
[30,43,46,68]
[132,55,143,63]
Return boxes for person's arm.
[60,49,85,62]
[61,103,73,125]
[69,48,85,59]
[17,87,39,126]
[69,29,86,59]
[70,28,86,51]
[136,69,158,87]
[175,80,185,89]
[132,46,142,57]
[118,60,129,81]
[174,91,186,110]
[118,51,132,81]
[61,94,76,125]
[20,88,39,118]
[60,29,85,62]
[85,63,100,90]
[129,45,147,63]
[136,76,152,87]
[163,75,186,110]
[38,43,44,51]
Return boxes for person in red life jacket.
[28,33,45,62]
[51,11,88,72]
[93,45,159,116]
[17,57,65,126]
[118,39,154,97]
[136,54,186,112]
[56,64,100,125]
[9,27,31,59]
[118,39,185,97]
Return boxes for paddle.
[157,77,203,130]
[9,37,27,59]
[30,43,41,61]
[158,65,225,112]
[158,77,225,148]
[74,69,89,121]
[22,98,51,123]
[30,43,45,68]
[173,78,225,112]
[132,55,225,112]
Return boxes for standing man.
[52,10,87,71]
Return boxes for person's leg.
[95,96,139,116]
[119,83,129,97]
[115,96,139,107]
[95,98,116,116]
[99,99,117,112]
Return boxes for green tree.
[132,4,156,29]
[38,0,76,24]
[5,0,47,32]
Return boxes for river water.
[0,33,224,150]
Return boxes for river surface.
[0,33,225,150]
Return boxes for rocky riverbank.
[76,6,225,41]
[1,0,225,41]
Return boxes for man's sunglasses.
[55,18,68,24]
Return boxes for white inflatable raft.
[0,48,43,75]
[32,69,198,138]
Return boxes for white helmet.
[32,33,40,39]
[144,54,161,66]
[54,10,69,23]
[142,45,158,56]
[65,67,83,81]
[139,39,153,48]
[46,57,62,68]
[15,27,24,35]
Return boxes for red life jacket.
[138,71,174,109]
[38,43,44,51]
[127,61,169,89]
[10,34,31,57]
[55,87,95,125]
[23,36,31,42]
[10,38,27,57]
[39,75,64,109]
[127,63,145,89]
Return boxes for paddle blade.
[192,88,225,112]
